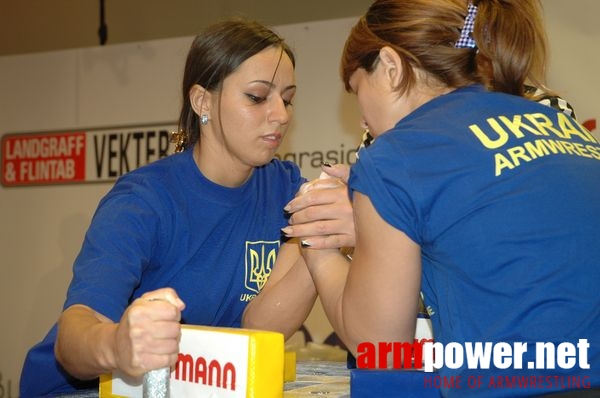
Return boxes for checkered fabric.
[455,3,478,49]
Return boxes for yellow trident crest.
[245,241,279,293]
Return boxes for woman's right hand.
[114,288,186,377]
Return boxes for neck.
[193,143,253,188]
[403,80,454,115]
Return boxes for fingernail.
[281,226,292,236]
[283,204,291,212]
[301,240,312,248]
[321,161,332,167]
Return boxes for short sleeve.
[349,143,423,245]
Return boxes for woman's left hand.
[282,164,355,249]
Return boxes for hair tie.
[455,3,478,49]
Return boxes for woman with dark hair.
[19,18,317,397]
[286,1,600,397]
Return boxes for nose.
[268,96,290,125]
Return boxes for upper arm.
[66,186,160,319]
[343,192,422,344]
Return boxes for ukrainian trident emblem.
[245,241,279,293]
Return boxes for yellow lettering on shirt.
[469,112,600,176]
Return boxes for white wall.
[1,2,599,393]
[544,0,599,132]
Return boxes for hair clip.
[170,130,187,153]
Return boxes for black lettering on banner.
[132,131,145,168]
[93,134,106,178]
[119,133,130,174]
[146,130,156,164]
[108,133,118,177]
[92,129,172,179]
[159,130,170,157]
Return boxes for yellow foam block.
[284,351,296,382]
[100,325,284,398]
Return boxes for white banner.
[1,125,174,186]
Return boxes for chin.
[253,155,276,168]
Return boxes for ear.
[377,46,403,89]
[189,84,211,116]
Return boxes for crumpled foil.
[143,367,170,398]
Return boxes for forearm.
[301,249,362,353]
[243,243,317,339]
[55,305,118,380]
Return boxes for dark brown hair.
[178,18,295,148]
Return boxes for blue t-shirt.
[350,85,600,397]
[20,148,304,396]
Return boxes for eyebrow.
[250,80,297,93]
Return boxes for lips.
[262,133,282,147]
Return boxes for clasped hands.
[282,163,355,250]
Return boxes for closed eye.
[246,93,266,104]
[246,93,293,108]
